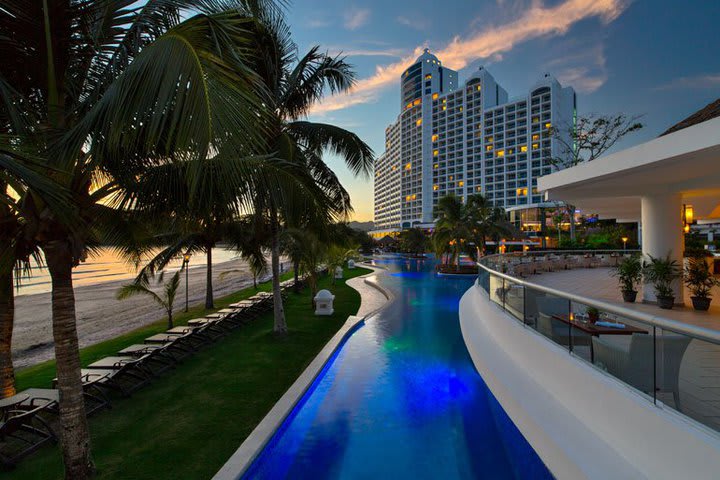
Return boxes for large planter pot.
[656,296,675,310]
[622,290,638,303]
[691,296,712,311]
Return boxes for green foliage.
[684,257,720,299]
[117,271,181,328]
[642,254,682,299]
[612,255,643,292]
[398,228,428,255]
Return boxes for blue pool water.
[244,256,552,479]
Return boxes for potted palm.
[642,254,681,309]
[611,255,643,302]
[684,256,720,311]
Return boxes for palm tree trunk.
[167,310,173,330]
[0,269,15,398]
[293,260,300,293]
[270,213,286,334]
[43,240,94,479]
[205,246,214,309]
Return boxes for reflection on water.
[14,247,240,296]
[245,255,551,479]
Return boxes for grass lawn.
[8,267,370,479]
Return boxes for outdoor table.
[552,314,648,362]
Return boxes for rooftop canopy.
[539,115,720,223]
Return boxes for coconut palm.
[433,195,470,268]
[117,271,181,330]
[241,8,374,333]
[0,1,280,476]
[465,194,513,258]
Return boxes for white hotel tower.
[372,49,576,238]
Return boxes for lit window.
[442,106,447,111]
[486,136,494,142]
[459,107,463,112]
[520,145,528,152]
[486,145,493,151]
[458,181,464,187]
[532,143,539,150]
[496,149,505,157]
[411,194,417,200]
[425,74,432,80]
[406,195,412,201]
[507,148,514,154]
[416,118,422,126]
[432,93,439,100]
[476,85,481,91]
[476,186,482,192]
[413,98,422,106]
[433,185,439,191]
[433,163,439,169]
[431,134,438,142]
[433,149,439,156]
[406,103,413,109]
[545,122,552,129]
[516,188,528,196]
[405,163,412,170]
[532,134,539,141]
[442,98,446,104]
[532,117,539,123]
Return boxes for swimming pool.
[244,256,552,479]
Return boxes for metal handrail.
[478,252,720,345]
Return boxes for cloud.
[344,7,371,30]
[552,43,608,93]
[327,47,404,58]
[312,0,629,114]
[396,15,428,30]
[653,74,720,91]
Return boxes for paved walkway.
[529,267,720,432]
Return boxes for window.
[458,181,464,187]
[432,93,439,100]
[431,134,438,142]
[425,74,432,80]
[433,150,439,156]
[405,163,412,170]
[545,122,552,129]
[496,149,505,157]
[416,119,422,126]
[520,145,528,152]
[486,145,493,151]
[532,134,539,141]
[433,185,439,191]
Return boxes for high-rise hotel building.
[371,49,576,238]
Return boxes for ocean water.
[13,247,240,297]
[244,255,552,479]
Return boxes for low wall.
[459,283,720,480]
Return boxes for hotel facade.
[371,49,576,238]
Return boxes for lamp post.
[183,253,191,312]
[621,236,628,252]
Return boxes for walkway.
[530,267,720,432]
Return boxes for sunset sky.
[289,0,720,221]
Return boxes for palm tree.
[398,228,428,256]
[0,2,278,477]
[465,194,513,258]
[242,8,374,334]
[433,195,470,268]
[117,271,181,329]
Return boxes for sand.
[11,258,286,369]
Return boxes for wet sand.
[12,258,281,368]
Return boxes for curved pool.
[244,256,551,479]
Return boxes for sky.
[286,0,720,222]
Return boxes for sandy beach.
[12,257,282,368]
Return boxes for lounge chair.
[592,333,691,410]
[0,402,56,468]
[55,360,151,398]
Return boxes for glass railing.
[478,250,720,436]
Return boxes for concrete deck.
[530,267,720,433]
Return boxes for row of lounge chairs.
[1,279,298,469]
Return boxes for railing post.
[568,299,573,354]
[502,278,506,311]
[653,326,657,405]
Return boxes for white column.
[641,193,684,304]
